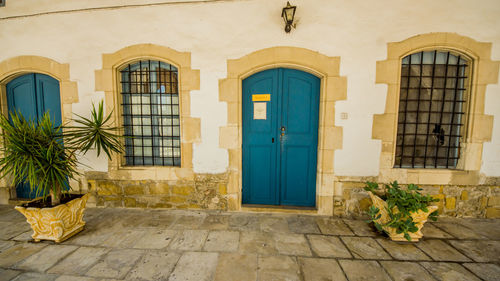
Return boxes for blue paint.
[242,68,320,207]
[6,73,63,199]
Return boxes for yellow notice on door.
[252,94,271,102]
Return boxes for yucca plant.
[0,101,122,206]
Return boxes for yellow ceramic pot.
[368,191,438,242]
[15,193,90,243]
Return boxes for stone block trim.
[218,47,347,215]
[95,44,201,181]
[333,177,500,218]
[373,33,500,184]
[0,56,79,201]
[87,172,229,210]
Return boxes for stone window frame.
[0,56,79,198]
[374,33,500,185]
[95,44,201,181]
[218,47,347,215]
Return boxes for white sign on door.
[253,102,267,120]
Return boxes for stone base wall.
[86,173,229,210]
[334,180,500,219]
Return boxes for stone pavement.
[0,205,499,281]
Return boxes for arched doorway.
[6,73,62,199]
[242,68,320,207]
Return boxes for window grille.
[120,60,181,166]
[395,50,470,169]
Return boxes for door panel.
[243,68,320,207]
[6,73,62,199]
[242,69,279,205]
[280,69,320,206]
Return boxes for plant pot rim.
[16,193,88,210]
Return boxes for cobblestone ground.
[0,205,499,281]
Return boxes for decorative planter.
[15,193,90,243]
[368,191,438,242]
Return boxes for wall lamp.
[281,1,296,33]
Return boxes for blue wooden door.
[6,73,62,199]
[242,68,320,207]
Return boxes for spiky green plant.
[365,181,439,241]
[0,101,122,206]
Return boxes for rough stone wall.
[87,173,228,210]
[335,180,500,219]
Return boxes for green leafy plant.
[0,101,122,206]
[364,181,439,241]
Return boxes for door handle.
[272,138,274,143]
[281,126,286,136]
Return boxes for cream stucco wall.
[1,0,499,178]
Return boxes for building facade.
[0,0,499,218]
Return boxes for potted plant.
[364,181,439,242]
[0,101,122,243]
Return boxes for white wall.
[1,0,499,176]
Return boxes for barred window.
[395,50,470,169]
[120,60,181,166]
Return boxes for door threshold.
[241,204,317,215]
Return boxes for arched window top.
[402,50,470,66]
[119,60,177,72]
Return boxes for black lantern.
[281,1,296,33]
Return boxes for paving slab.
[287,217,320,234]
[0,242,47,267]
[421,262,481,281]
[463,263,500,281]
[228,214,260,231]
[298,257,347,281]
[432,222,487,239]
[416,239,471,262]
[65,227,117,246]
[274,233,312,256]
[0,240,16,252]
[341,237,391,260]
[315,218,354,236]
[239,231,278,255]
[260,217,289,233]
[339,260,391,281]
[132,229,177,249]
[169,216,204,230]
[376,238,431,261]
[307,235,352,258]
[14,244,78,272]
[101,229,144,248]
[12,231,34,242]
[47,246,109,275]
[421,223,454,239]
[168,230,208,251]
[11,272,57,281]
[199,215,230,230]
[258,255,300,281]
[0,268,21,281]
[168,252,218,281]
[54,276,98,281]
[214,253,257,281]
[342,220,377,236]
[455,219,500,240]
[448,240,500,262]
[203,230,239,252]
[0,221,31,240]
[126,251,180,281]
[86,248,144,279]
[380,261,435,281]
